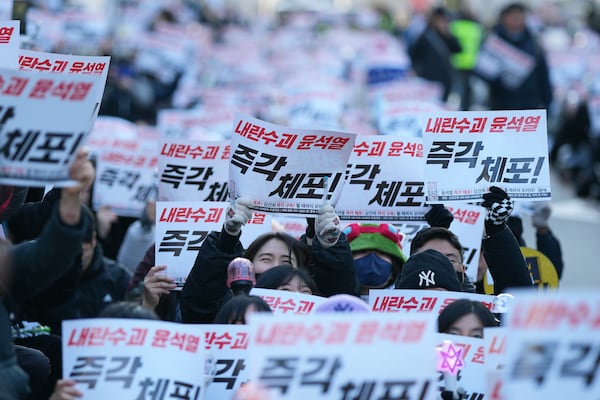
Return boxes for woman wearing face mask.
[343,223,406,302]
[437,298,499,338]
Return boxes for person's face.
[230,304,258,325]
[503,10,526,34]
[414,239,465,273]
[445,313,484,338]
[277,275,312,295]
[252,238,297,274]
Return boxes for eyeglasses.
[342,223,404,247]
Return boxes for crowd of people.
[0,0,591,398]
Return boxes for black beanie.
[395,249,463,292]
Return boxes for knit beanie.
[395,249,462,292]
[343,223,406,263]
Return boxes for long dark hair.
[256,264,319,295]
[437,299,498,333]
[243,232,311,267]
[213,295,272,324]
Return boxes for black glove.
[425,204,454,229]
[482,186,514,236]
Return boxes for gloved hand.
[481,186,514,235]
[425,204,454,228]
[224,197,253,236]
[531,202,551,229]
[315,204,341,248]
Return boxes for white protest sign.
[484,327,508,400]
[18,49,110,83]
[475,34,535,89]
[229,113,356,217]
[62,318,205,399]
[446,203,486,283]
[247,313,439,399]
[0,2,12,20]
[157,138,230,202]
[155,201,227,288]
[86,116,138,154]
[0,68,105,186]
[93,130,157,217]
[287,88,344,130]
[369,289,495,314]
[204,324,251,400]
[335,135,429,222]
[0,20,19,69]
[377,100,445,138]
[502,289,600,399]
[436,333,487,399]
[421,110,551,203]
[250,288,326,315]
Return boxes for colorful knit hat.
[342,223,406,263]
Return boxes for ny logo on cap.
[418,270,436,287]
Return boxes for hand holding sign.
[482,186,514,236]
[224,197,253,236]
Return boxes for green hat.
[343,223,406,263]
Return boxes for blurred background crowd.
[7,0,600,202]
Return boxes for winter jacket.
[180,229,359,323]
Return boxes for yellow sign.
[483,247,559,294]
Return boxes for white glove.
[315,204,341,248]
[224,197,253,236]
[532,202,551,229]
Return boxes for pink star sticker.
[437,341,465,375]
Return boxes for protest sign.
[0,67,105,186]
[158,138,230,202]
[62,318,205,399]
[92,128,157,217]
[474,34,535,89]
[335,135,429,222]
[155,201,272,287]
[0,20,19,69]
[247,312,438,399]
[369,289,495,314]
[204,324,252,400]
[502,289,600,399]
[421,109,551,202]
[229,113,355,216]
[250,288,326,315]
[446,203,486,283]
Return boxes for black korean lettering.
[230,144,258,174]
[99,168,119,187]
[158,230,188,256]
[118,171,141,189]
[259,357,298,394]
[202,181,229,202]
[426,141,454,168]
[69,356,106,389]
[339,380,376,400]
[300,357,342,394]
[348,164,382,190]
[453,141,484,168]
[27,131,83,164]
[252,153,287,181]
[0,129,39,161]
[104,356,143,388]
[559,342,600,387]
[133,185,157,202]
[502,157,545,184]
[186,231,208,252]
[168,381,201,400]
[369,180,402,207]
[136,377,170,399]
[0,105,15,128]
[380,379,427,400]
[213,359,246,389]
[185,166,214,189]
[295,173,333,200]
[269,173,305,199]
[510,341,557,385]
[395,181,426,207]
[476,157,507,183]
[161,164,187,188]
